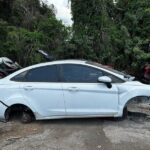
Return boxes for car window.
[26,65,58,82]
[87,61,128,76]
[61,64,103,83]
[103,72,124,83]
[11,71,28,82]
[11,65,59,82]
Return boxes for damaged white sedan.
[0,60,150,123]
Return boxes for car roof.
[4,59,128,82]
[47,59,86,64]
[29,59,87,67]
[4,60,87,79]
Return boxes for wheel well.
[5,104,35,121]
[123,96,150,117]
[124,96,149,109]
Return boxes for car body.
[0,60,150,121]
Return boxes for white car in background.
[0,60,150,123]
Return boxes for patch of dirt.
[0,121,43,140]
[0,106,150,150]
[103,120,150,145]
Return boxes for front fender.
[116,84,150,116]
[120,88,150,106]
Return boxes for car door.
[61,64,119,116]
[12,65,66,118]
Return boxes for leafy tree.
[0,20,9,56]
[112,0,150,73]
[70,0,150,74]
[0,0,149,76]
[0,0,14,21]
[70,0,116,63]
[37,17,69,59]
[0,0,70,66]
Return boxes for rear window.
[11,71,28,82]
[11,65,59,82]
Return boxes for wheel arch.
[4,103,36,121]
[117,92,150,117]
[122,94,150,110]
[123,96,149,109]
[2,94,37,116]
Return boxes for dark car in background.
[141,66,150,84]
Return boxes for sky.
[42,0,72,26]
[42,0,116,26]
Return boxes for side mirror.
[98,76,112,88]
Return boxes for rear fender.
[1,94,37,117]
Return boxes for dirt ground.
[0,115,150,150]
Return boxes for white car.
[0,60,150,123]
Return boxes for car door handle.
[24,86,34,91]
[68,87,79,92]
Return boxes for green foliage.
[112,0,150,73]
[5,27,45,66]
[0,0,70,66]
[0,0,149,76]
[70,0,150,74]
[70,0,113,63]
[37,17,69,57]
[0,0,13,21]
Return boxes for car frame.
[0,60,150,123]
